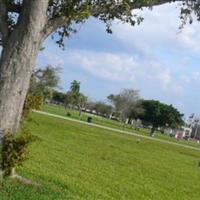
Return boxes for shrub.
[22,93,43,119]
[67,112,71,117]
[0,129,38,176]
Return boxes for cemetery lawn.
[1,112,200,200]
[42,104,200,149]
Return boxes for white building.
[175,127,192,139]
[165,127,192,139]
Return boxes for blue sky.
[37,2,200,116]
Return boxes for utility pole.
[188,113,200,139]
[193,117,199,138]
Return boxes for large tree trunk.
[150,126,156,137]
[0,0,48,135]
[0,40,40,134]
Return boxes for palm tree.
[70,80,80,94]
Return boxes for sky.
[37,2,200,116]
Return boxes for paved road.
[33,110,200,152]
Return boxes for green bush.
[1,129,38,176]
[22,93,43,119]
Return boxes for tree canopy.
[70,80,80,94]
[29,65,60,100]
[1,0,200,49]
[52,90,66,104]
[92,101,113,117]
[65,80,87,116]
[139,100,184,135]
[108,89,143,121]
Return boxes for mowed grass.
[1,113,200,200]
[42,104,127,130]
[42,104,200,149]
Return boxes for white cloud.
[65,50,138,82]
[158,68,172,86]
[62,49,184,100]
[42,51,65,66]
[39,46,185,102]
[156,67,184,97]
[113,3,200,55]
[180,71,200,83]
[192,71,200,81]
[181,74,191,83]
[177,24,200,53]
[170,84,184,96]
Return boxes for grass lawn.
[42,104,200,149]
[42,104,127,131]
[1,112,200,200]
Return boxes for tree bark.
[0,0,49,134]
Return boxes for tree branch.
[43,0,184,39]
[0,0,9,45]
[43,16,71,39]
